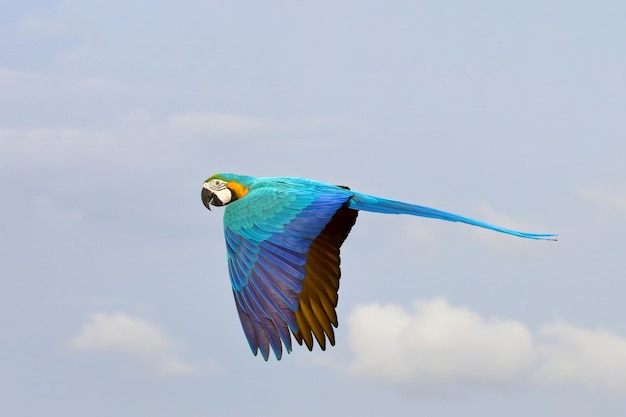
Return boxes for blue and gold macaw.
[201,173,556,360]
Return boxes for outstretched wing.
[223,183,356,360]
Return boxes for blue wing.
[223,181,355,360]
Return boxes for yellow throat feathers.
[227,181,249,199]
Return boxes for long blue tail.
[348,192,557,241]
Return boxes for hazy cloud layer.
[3,1,625,416]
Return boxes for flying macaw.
[201,173,556,360]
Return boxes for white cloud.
[0,68,55,92]
[0,110,351,170]
[536,321,626,391]
[167,112,279,134]
[166,111,350,136]
[62,47,119,68]
[344,298,626,392]
[347,298,533,387]
[0,68,22,83]
[0,65,147,101]
[0,127,117,164]
[580,188,626,214]
[72,313,200,377]
[15,15,62,35]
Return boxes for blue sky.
[2,1,626,416]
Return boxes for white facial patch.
[204,179,232,205]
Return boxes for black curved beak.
[201,187,213,211]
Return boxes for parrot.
[201,173,556,360]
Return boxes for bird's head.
[201,174,249,210]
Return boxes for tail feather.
[348,192,557,241]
